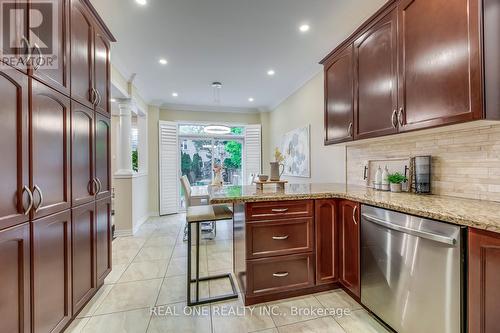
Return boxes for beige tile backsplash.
[347,123,500,202]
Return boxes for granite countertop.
[208,183,500,233]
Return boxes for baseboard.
[114,228,133,237]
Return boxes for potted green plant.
[387,172,408,193]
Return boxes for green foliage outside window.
[132,149,138,172]
[224,141,242,169]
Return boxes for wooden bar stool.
[181,177,238,306]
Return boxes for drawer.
[246,218,314,259]
[246,200,313,221]
[247,253,315,296]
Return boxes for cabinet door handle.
[271,208,288,213]
[22,185,34,215]
[273,272,289,278]
[33,185,43,213]
[91,178,98,195]
[363,166,368,180]
[391,110,398,128]
[272,235,289,240]
[398,107,405,126]
[21,36,32,63]
[95,89,102,106]
[90,88,96,105]
[348,122,353,137]
[352,205,358,225]
[33,43,42,71]
[96,177,102,194]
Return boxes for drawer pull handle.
[272,235,289,240]
[273,272,289,278]
[271,208,288,213]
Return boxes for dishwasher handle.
[362,213,457,245]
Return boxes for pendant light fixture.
[212,81,222,104]
[204,125,231,135]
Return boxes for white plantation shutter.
[159,121,179,215]
[244,125,262,184]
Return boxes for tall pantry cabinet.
[0,1,115,332]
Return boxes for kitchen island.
[208,183,500,333]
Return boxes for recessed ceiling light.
[172,92,178,97]
[159,58,168,65]
[267,69,275,76]
[248,97,254,102]
[299,24,310,32]
[136,0,147,5]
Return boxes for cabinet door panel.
[32,210,72,333]
[339,200,360,298]
[95,114,111,199]
[0,69,29,230]
[31,80,71,219]
[72,202,96,313]
[0,0,29,73]
[70,0,94,108]
[96,196,112,285]
[315,200,338,285]
[0,223,30,333]
[31,0,70,95]
[94,30,110,115]
[324,45,354,144]
[354,9,398,139]
[469,228,500,333]
[398,0,481,131]
[71,102,94,206]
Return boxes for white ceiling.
[90,0,387,111]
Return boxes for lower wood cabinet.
[32,210,72,333]
[468,228,500,333]
[0,223,31,333]
[339,200,360,298]
[72,202,96,314]
[96,196,112,286]
[315,199,339,285]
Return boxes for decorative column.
[115,99,133,175]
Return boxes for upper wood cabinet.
[0,69,30,230]
[354,9,398,139]
[94,27,111,116]
[324,45,354,144]
[397,0,482,131]
[32,210,72,333]
[70,0,94,108]
[31,80,71,220]
[315,199,339,285]
[339,200,360,298]
[322,0,493,144]
[468,228,500,333]
[0,0,30,73]
[0,223,31,333]
[30,0,71,95]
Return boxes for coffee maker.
[414,156,431,194]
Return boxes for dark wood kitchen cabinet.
[339,200,360,298]
[324,45,354,144]
[96,196,112,286]
[70,0,94,108]
[0,223,31,333]
[397,0,482,131]
[95,114,111,199]
[315,199,339,285]
[31,80,71,220]
[71,202,96,314]
[32,210,72,333]
[30,0,71,96]
[468,228,500,333]
[354,8,398,139]
[71,102,95,207]
[0,0,30,73]
[93,27,111,116]
[0,69,30,230]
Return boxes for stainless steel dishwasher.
[360,205,465,333]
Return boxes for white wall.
[267,72,346,183]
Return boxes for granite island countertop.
[208,183,500,233]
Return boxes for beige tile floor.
[65,214,391,333]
